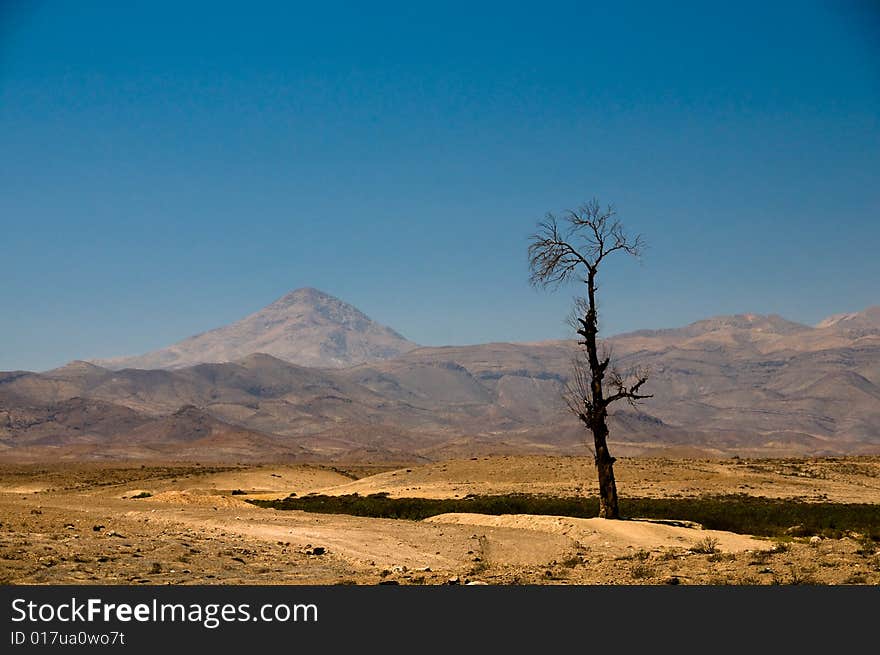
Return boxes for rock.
[378,580,399,585]
[664,576,680,585]
[465,580,488,585]
[92,525,104,532]
[809,536,822,545]
[447,576,460,585]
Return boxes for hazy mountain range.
[1,288,878,461]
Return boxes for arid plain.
[2,456,878,586]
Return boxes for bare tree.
[528,199,651,519]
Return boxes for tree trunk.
[582,269,620,519]
[592,414,620,519]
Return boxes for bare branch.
[594,217,644,266]
[528,215,592,289]
[565,296,592,341]
[597,341,613,378]
[528,199,644,292]
[563,353,593,425]
[604,366,653,408]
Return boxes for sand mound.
[189,466,353,495]
[142,490,254,509]
[426,513,771,554]
[0,484,48,493]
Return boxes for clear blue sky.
[1,1,878,371]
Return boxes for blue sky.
[1,1,878,371]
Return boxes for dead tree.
[528,199,651,519]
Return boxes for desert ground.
[1,456,878,586]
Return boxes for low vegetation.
[249,492,880,539]
[689,536,720,554]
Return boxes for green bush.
[247,492,880,539]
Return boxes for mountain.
[815,306,880,334]
[581,308,879,448]
[622,313,812,340]
[2,304,878,460]
[92,288,417,370]
[0,395,312,462]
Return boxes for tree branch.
[604,367,653,408]
[528,216,594,289]
[563,353,594,424]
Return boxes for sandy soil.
[426,514,770,553]
[315,456,880,502]
[1,457,878,585]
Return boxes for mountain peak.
[619,312,811,340]
[691,313,811,334]
[45,360,109,378]
[816,306,880,332]
[273,287,334,304]
[92,288,417,370]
